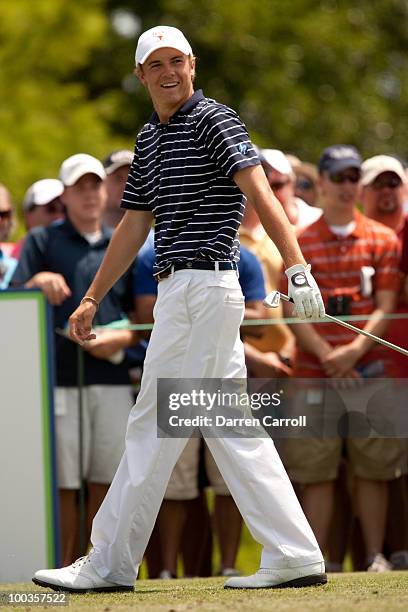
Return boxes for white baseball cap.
[59,153,106,187]
[361,155,407,186]
[135,25,192,65]
[103,150,134,175]
[261,149,293,176]
[23,179,64,211]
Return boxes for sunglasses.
[269,179,291,191]
[372,176,402,190]
[0,210,12,220]
[329,171,361,184]
[296,177,314,190]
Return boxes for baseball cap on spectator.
[361,155,407,186]
[103,150,134,175]
[318,145,362,176]
[135,25,193,65]
[59,154,106,187]
[261,149,293,175]
[23,179,64,211]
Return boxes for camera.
[327,294,352,316]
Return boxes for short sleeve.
[196,104,260,179]
[10,228,48,285]
[238,246,266,302]
[121,137,150,212]
[374,230,403,292]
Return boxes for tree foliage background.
[1,0,408,232]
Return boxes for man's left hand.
[285,263,325,319]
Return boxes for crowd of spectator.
[2,141,408,576]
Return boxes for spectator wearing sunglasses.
[280,144,405,573]
[260,148,322,232]
[11,179,65,260]
[0,183,17,288]
[360,155,408,379]
[361,156,407,235]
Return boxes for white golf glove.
[285,263,325,320]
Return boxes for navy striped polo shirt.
[121,89,260,275]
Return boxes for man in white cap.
[11,179,65,259]
[33,26,326,592]
[261,148,322,231]
[361,155,408,377]
[23,178,65,230]
[12,153,136,565]
[361,154,408,570]
[361,155,407,234]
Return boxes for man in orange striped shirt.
[282,145,405,572]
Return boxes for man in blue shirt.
[13,154,136,565]
[34,25,326,592]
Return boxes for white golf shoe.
[224,561,327,589]
[32,556,134,593]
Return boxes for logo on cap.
[329,147,358,160]
[153,31,165,41]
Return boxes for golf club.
[264,290,408,358]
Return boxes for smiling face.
[136,47,195,122]
[318,167,361,212]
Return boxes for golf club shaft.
[279,292,408,358]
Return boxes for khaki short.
[280,381,406,483]
[165,437,230,499]
[282,436,406,483]
[55,385,133,489]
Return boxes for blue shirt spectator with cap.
[11,153,137,567]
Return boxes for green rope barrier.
[95,311,408,332]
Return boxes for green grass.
[2,572,408,611]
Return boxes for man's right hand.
[69,301,97,344]
[25,272,71,305]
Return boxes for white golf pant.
[90,269,323,584]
